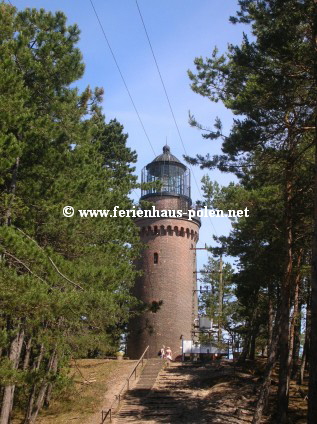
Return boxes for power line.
[89,0,156,157]
[135,0,183,150]
[135,0,218,236]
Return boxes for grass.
[35,359,131,424]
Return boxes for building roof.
[147,145,186,170]
[152,145,180,163]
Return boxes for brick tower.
[127,146,200,359]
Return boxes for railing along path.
[101,346,149,423]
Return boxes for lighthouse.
[127,146,200,359]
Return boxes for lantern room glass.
[141,161,190,199]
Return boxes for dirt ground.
[30,358,308,424]
[166,360,308,424]
[113,359,308,423]
[36,359,138,424]
[85,359,140,424]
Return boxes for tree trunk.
[249,324,259,361]
[286,286,297,392]
[291,263,302,380]
[298,292,310,385]
[239,335,250,363]
[308,3,317,422]
[277,161,293,424]
[299,336,308,386]
[27,349,57,424]
[23,337,33,371]
[291,301,301,380]
[4,157,20,226]
[287,253,302,385]
[0,328,25,424]
[239,302,259,364]
[252,309,280,424]
[24,345,45,424]
[44,354,58,408]
[267,287,274,355]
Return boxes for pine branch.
[15,227,84,291]
[3,250,48,285]
[48,257,84,291]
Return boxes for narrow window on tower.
[154,252,158,264]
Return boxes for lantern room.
[140,145,191,203]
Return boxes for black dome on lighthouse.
[148,145,185,169]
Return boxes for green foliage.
[198,256,237,344]
[187,1,315,377]
[0,3,142,420]
[199,258,234,319]
[188,0,316,171]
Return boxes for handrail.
[101,346,149,423]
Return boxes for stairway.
[113,360,260,424]
[113,358,164,423]
[113,361,190,423]
[134,358,165,390]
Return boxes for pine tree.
[199,257,235,347]
[0,3,141,422]
[187,2,316,420]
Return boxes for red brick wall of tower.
[127,197,200,359]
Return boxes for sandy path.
[84,360,138,424]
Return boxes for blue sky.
[9,0,247,269]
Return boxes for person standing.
[160,345,165,359]
[165,347,172,361]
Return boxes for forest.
[186,1,317,423]
[0,0,316,424]
[0,3,142,423]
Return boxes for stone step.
[117,411,181,419]
[123,398,184,405]
[117,409,182,417]
[118,407,179,413]
[122,400,181,406]
[112,361,187,424]
[136,376,161,380]
[124,394,182,402]
[136,396,180,402]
